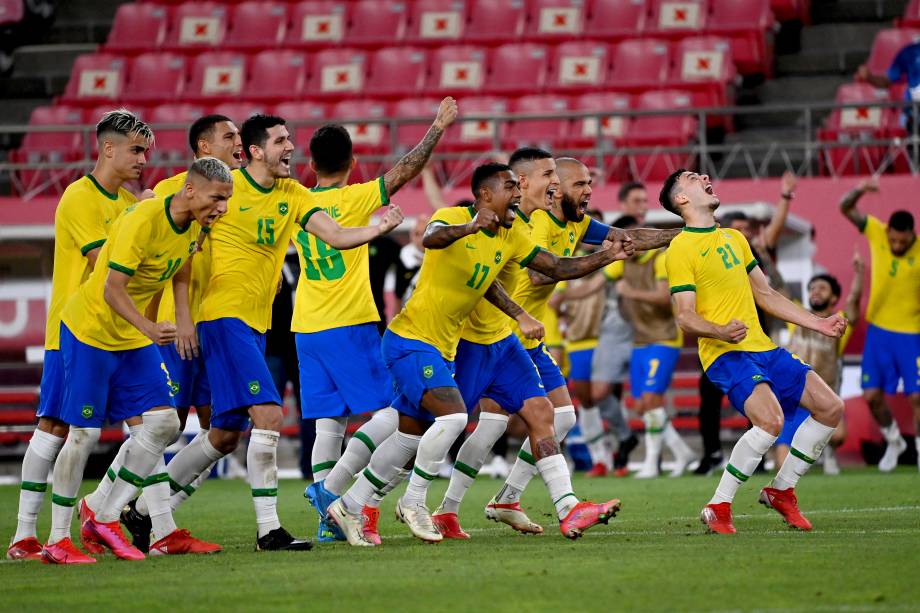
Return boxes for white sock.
[772,417,835,491]
[249,429,282,538]
[642,408,667,469]
[14,429,64,542]
[402,413,468,506]
[536,454,579,518]
[880,421,902,443]
[97,411,180,524]
[916,437,920,471]
[439,413,509,514]
[142,457,176,542]
[48,427,101,544]
[311,417,346,481]
[579,406,608,467]
[343,431,420,514]
[663,421,694,459]
[710,426,777,505]
[368,468,409,509]
[85,424,143,513]
[326,408,399,496]
[161,428,225,511]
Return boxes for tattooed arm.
[383,97,458,197]
[484,281,544,340]
[526,238,632,281]
[423,208,500,249]
[839,177,876,230]
[607,226,681,251]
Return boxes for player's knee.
[759,414,784,437]
[251,404,284,431]
[434,412,467,439]
[862,388,882,405]
[825,395,845,424]
[554,404,577,436]
[208,429,241,455]
[69,426,102,448]
[142,409,181,445]
[372,407,399,432]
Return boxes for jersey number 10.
[297,231,346,281]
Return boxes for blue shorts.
[455,335,546,413]
[296,323,394,418]
[630,344,680,397]
[35,349,64,420]
[705,347,811,418]
[158,344,211,410]
[59,323,174,428]
[776,406,809,447]
[382,330,456,423]
[568,348,595,382]
[861,324,920,394]
[198,318,282,432]
[526,343,568,392]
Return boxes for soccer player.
[193,113,404,551]
[7,109,149,561]
[296,99,459,544]
[661,170,846,534]
[117,114,243,553]
[776,252,864,475]
[839,178,920,471]
[327,162,635,546]
[42,157,231,564]
[618,181,648,224]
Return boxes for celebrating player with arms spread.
[661,170,846,534]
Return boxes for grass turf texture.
[1,469,918,612]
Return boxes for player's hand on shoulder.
[378,205,405,235]
[516,312,545,341]
[434,97,459,130]
[146,321,177,346]
[719,319,748,344]
[817,313,847,338]
[471,208,500,233]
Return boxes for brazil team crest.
[494,251,502,264]
[568,231,575,243]
[249,380,261,395]
[423,365,434,379]
[278,201,289,216]
[81,405,93,419]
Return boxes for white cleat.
[327,499,375,547]
[878,437,907,472]
[822,447,840,476]
[484,497,544,534]
[395,498,442,543]
[633,464,659,479]
[669,453,695,478]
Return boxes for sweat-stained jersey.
[861,215,920,333]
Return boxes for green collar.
[516,207,531,223]
[310,184,340,192]
[241,168,274,194]
[683,225,717,233]
[546,210,567,228]
[468,205,495,237]
[164,195,191,234]
[86,174,118,201]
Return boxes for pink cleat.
[41,537,96,565]
[7,536,43,560]
[432,512,471,539]
[82,519,145,560]
[78,498,106,555]
[361,506,382,546]
[559,499,621,539]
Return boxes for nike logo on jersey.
[239,206,253,212]
[154,252,166,258]
[550,240,559,246]
[465,243,476,249]
[700,248,711,257]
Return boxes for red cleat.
[585,463,608,478]
[613,467,630,477]
[82,519,145,560]
[78,497,95,523]
[432,512,470,539]
[7,536,43,560]
[149,529,222,556]
[759,487,813,531]
[78,498,106,555]
[41,537,96,565]
[361,506,381,546]
[559,499,621,539]
[700,502,736,534]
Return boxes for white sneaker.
[395,498,442,543]
[822,447,840,476]
[327,499,375,547]
[479,455,511,479]
[484,496,544,534]
[669,452,695,477]
[879,437,907,472]
[634,464,659,479]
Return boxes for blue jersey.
[888,42,920,103]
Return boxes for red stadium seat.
[770,0,808,23]
[706,0,774,76]
[123,52,187,104]
[584,0,647,40]
[286,1,348,48]
[106,3,170,52]
[568,92,632,147]
[273,100,329,182]
[306,48,369,98]
[212,102,269,122]
[445,95,510,151]
[185,51,247,101]
[607,39,671,93]
[331,99,390,180]
[484,43,549,95]
[366,47,429,98]
[865,28,920,78]
[225,1,288,50]
[146,103,209,185]
[464,0,526,44]
[245,50,308,101]
[505,94,571,149]
[671,36,737,109]
[60,53,129,105]
[647,0,709,38]
[392,98,444,150]
[818,83,899,176]
[548,41,612,92]
[427,45,488,95]
[0,0,24,26]
[406,0,467,45]
[899,0,920,28]
[625,90,698,180]
[526,0,586,42]
[347,0,408,47]
[12,105,85,196]
[164,2,229,50]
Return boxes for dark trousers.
[698,370,724,458]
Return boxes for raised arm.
[748,266,847,337]
[763,171,796,250]
[422,208,499,249]
[484,281,544,340]
[172,260,197,360]
[383,97,458,197]
[305,206,404,250]
[421,165,448,210]
[104,269,176,345]
[843,250,865,324]
[856,64,892,89]
[607,226,680,251]
[839,177,876,230]
[526,238,633,281]
[671,290,748,343]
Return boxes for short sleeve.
[653,250,669,280]
[510,224,541,268]
[293,184,323,228]
[107,212,149,276]
[60,192,109,256]
[603,260,624,281]
[152,176,177,199]
[862,215,887,248]
[429,206,470,226]
[666,240,696,294]
[345,177,388,217]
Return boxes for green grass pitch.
[1,469,918,611]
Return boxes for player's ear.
[349,156,356,171]
[309,159,317,173]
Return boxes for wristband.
[780,192,794,200]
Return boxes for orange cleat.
[82,519,145,560]
[585,463,608,478]
[432,512,470,539]
[759,487,813,531]
[149,529,222,556]
[700,502,736,534]
[361,506,381,546]
[7,536,43,560]
[41,537,96,565]
[559,499,621,539]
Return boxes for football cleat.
[149,529,222,556]
[822,448,840,476]
[78,497,95,523]
[304,481,345,542]
[120,498,152,553]
[484,497,544,534]
[79,504,106,556]
[613,434,638,471]
[700,502,736,534]
[82,518,145,560]
[670,451,696,478]
[559,499,620,539]
[633,464,659,479]
[7,536,43,560]
[759,487,813,531]
[395,498,442,543]
[41,537,96,565]
[361,506,382,546]
[327,499,375,547]
[432,512,470,539]
[255,527,313,551]
[585,463,608,478]
[878,436,907,472]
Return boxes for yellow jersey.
[198,168,317,333]
[666,226,775,370]
[152,171,212,324]
[512,209,592,349]
[544,283,564,349]
[605,250,683,348]
[862,215,920,333]
[291,177,388,333]
[45,175,135,350]
[62,196,200,351]
[389,206,541,360]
